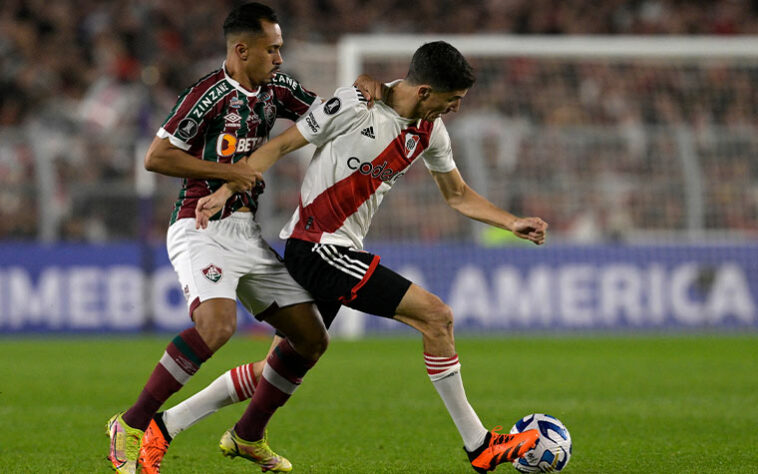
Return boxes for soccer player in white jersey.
[105,3,384,474]
[196,41,548,473]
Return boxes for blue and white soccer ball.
[509,414,572,472]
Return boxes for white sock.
[162,365,255,438]
[425,353,488,452]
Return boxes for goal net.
[307,35,758,335]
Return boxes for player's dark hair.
[223,2,278,37]
[406,41,475,91]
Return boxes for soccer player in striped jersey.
[196,41,548,473]
[105,3,383,474]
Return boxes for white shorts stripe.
[159,352,192,385]
[262,364,298,395]
[315,246,365,279]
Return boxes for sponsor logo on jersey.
[189,82,231,120]
[217,133,238,157]
[224,112,242,128]
[183,284,191,300]
[404,133,420,158]
[229,97,244,109]
[216,134,264,157]
[272,74,298,88]
[324,97,341,115]
[347,157,405,184]
[176,118,199,141]
[361,126,375,139]
[202,264,223,283]
[305,112,320,133]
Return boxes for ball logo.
[176,118,199,141]
[323,97,341,115]
[216,134,238,157]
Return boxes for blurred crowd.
[1,0,757,242]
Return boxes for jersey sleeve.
[270,73,320,121]
[157,85,219,151]
[422,118,457,173]
[295,86,368,147]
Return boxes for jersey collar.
[222,61,261,97]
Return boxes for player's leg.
[393,284,538,472]
[108,298,227,473]
[107,217,243,473]
[218,237,329,471]
[220,302,327,472]
[140,335,281,474]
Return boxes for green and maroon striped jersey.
[158,63,319,224]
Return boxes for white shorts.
[166,213,313,319]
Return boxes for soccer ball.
[509,414,572,472]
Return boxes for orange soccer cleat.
[139,414,172,474]
[466,427,539,473]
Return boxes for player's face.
[244,20,284,85]
[417,88,468,121]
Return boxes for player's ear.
[234,42,248,61]
[418,86,432,100]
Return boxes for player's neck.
[224,60,259,92]
[385,81,420,120]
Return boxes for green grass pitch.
[1,334,757,473]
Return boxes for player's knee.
[293,328,329,361]
[195,315,237,350]
[424,300,454,340]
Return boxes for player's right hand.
[195,187,233,229]
[226,161,262,192]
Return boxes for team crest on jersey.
[176,118,198,141]
[229,97,244,109]
[263,101,276,127]
[224,112,242,128]
[404,133,420,159]
[323,97,341,115]
[246,113,261,133]
[202,264,223,283]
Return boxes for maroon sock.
[123,328,213,430]
[234,339,317,441]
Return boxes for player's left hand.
[353,74,386,108]
[511,217,548,245]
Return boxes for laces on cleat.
[466,427,539,473]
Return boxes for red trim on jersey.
[338,254,381,304]
[291,120,435,242]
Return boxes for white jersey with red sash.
[280,86,457,249]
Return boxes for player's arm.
[431,168,548,245]
[144,136,259,191]
[195,126,309,229]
